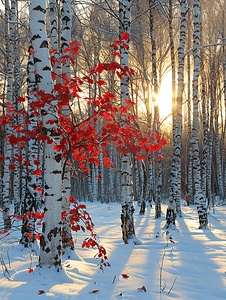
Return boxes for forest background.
[0,0,225,282]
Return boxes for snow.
[1,202,226,299]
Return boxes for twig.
[7,244,11,269]
[160,246,166,292]
[168,276,177,294]
[112,275,116,284]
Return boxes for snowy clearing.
[0,203,226,300]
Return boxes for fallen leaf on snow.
[89,290,100,294]
[38,290,45,295]
[122,274,129,278]
[137,286,147,292]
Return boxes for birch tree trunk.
[166,0,187,226]
[20,46,39,247]
[214,96,224,201]
[206,62,214,209]
[2,0,16,230]
[165,0,177,226]
[119,0,135,243]
[187,4,193,205]
[60,0,74,257]
[29,0,62,269]
[192,0,208,228]
[149,0,162,218]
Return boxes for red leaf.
[161,138,167,146]
[122,274,129,278]
[32,170,43,176]
[29,49,34,54]
[170,239,175,244]
[113,52,121,58]
[23,160,30,166]
[17,97,26,103]
[38,290,45,295]
[66,264,70,267]
[122,42,128,49]
[51,49,58,53]
[96,80,105,86]
[63,48,70,53]
[89,290,100,294]
[34,160,39,166]
[122,32,130,40]
[69,41,75,46]
[35,188,42,192]
[137,285,147,292]
[28,268,33,273]
[95,175,101,182]
[8,165,15,171]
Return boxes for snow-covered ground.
[1,202,226,299]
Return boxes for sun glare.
[156,72,172,122]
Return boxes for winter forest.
[0,0,226,299]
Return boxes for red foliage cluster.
[0,33,167,270]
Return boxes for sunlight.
[155,72,172,122]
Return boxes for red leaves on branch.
[0,35,167,273]
[32,170,43,176]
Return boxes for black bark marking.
[38,20,45,25]
[40,40,48,48]
[45,247,51,253]
[52,170,61,174]
[35,74,43,83]
[55,153,61,163]
[32,34,41,41]
[42,66,51,71]
[47,226,60,241]
[33,5,46,13]
[34,57,42,64]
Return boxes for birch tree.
[2,0,16,230]
[166,0,187,226]
[119,0,135,243]
[29,0,62,269]
[192,0,208,228]
[60,0,74,256]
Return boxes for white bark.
[2,0,16,230]
[192,0,208,228]
[119,0,135,243]
[60,0,74,256]
[29,0,62,269]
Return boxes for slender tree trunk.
[60,0,74,257]
[20,46,39,247]
[30,0,62,269]
[166,0,187,226]
[2,0,16,230]
[119,0,135,243]
[192,0,208,228]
